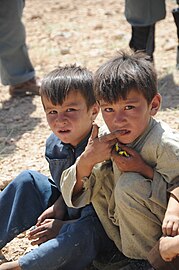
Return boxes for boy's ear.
[150,93,161,116]
[91,102,100,121]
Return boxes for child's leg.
[114,172,166,259]
[0,170,59,249]
[18,205,114,270]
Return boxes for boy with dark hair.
[0,65,116,270]
[61,51,179,269]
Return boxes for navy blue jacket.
[45,132,91,219]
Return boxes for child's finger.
[28,223,45,237]
[99,130,128,143]
[99,132,119,143]
[165,221,173,236]
[89,124,99,142]
[29,229,47,240]
[30,235,48,246]
[162,226,167,236]
[171,222,179,236]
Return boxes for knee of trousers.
[12,170,39,188]
[114,172,151,202]
[59,216,103,255]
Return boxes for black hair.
[40,64,96,109]
[94,51,158,104]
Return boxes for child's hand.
[162,213,179,237]
[159,236,179,261]
[28,219,64,245]
[28,218,76,245]
[162,195,179,236]
[82,124,117,168]
[75,124,118,194]
[112,143,154,179]
[36,206,55,226]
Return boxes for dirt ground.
[0,0,179,264]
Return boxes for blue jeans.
[0,0,35,85]
[0,170,58,248]
[0,170,114,270]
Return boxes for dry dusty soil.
[0,0,179,264]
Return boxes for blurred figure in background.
[124,0,166,61]
[0,0,40,97]
[172,0,179,69]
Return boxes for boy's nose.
[56,113,67,124]
[114,112,126,123]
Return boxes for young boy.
[60,51,179,269]
[0,65,117,270]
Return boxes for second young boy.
[61,51,179,270]
[0,65,117,270]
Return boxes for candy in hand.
[115,143,130,157]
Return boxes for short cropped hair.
[40,64,96,109]
[94,51,158,104]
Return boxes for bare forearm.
[73,153,94,195]
[53,195,67,219]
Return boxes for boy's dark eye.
[49,110,57,114]
[125,105,134,110]
[66,108,76,112]
[104,108,114,112]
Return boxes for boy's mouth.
[113,129,130,136]
[58,129,71,134]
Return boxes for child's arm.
[36,195,67,224]
[112,143,154,179]
[162,188,179,236]
[74,124,118,195]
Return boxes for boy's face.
[42,91,99,147]
[100,89,161,144]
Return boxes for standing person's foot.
[9,78,40,97]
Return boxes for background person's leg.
[129,25,155,61]
[0,0,34,86]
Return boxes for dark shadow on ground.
[0,95,41,159]
[158,73,179,110]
